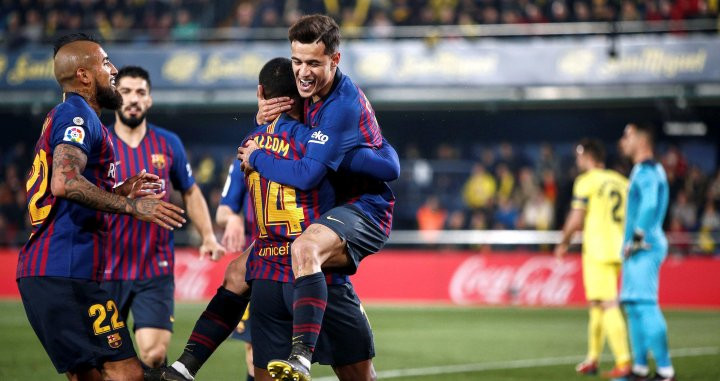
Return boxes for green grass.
[1,301,718,380]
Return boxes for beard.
[96,81,123,110]
[118,108,147,128]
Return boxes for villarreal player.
[555,138,631,378]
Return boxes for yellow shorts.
[582,257,621,301]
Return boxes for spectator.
[417,195,448,242]
[172,8,200,41]
[462,163,497,211]
[670,190,697,230]
[493,195,520,229]
[520,190,554,230]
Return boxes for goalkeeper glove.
[625,230,650,257]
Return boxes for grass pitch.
[1,301,718,380]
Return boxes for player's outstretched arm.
[51,143,186,230]
[238,141,328,191]
[183,183,226,260]
[340,137,400,181]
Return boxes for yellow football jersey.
[571,168,628,263]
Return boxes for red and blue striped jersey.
[219,158,256,251]
[17,93,116,281]
[244,114,346,284]
[103,124,195,280]
[303,71,395,235]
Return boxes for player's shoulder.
[574,170,594,186]
[53,96,97,127]
[604,168,629,184]
[148,124,181,142]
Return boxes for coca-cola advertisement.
[0,249,718,307]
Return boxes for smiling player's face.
[290,40,339,101]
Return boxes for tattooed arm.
[50,143,187,230]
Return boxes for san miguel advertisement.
[0,36,718,91]
[1,249,718,308]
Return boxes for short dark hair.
[629,122,656,148]
[288,14,340,55]
[53,33,99,57]
[116,66,152,90]
[259,57,299,100]
[578,138,605,163]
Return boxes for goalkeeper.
[618,123,675,381]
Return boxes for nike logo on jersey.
[326,216,345,224]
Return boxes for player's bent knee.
[223,257,249,295]
[102,358,143,381]
[290,239,323,274]
[140,346,167,368]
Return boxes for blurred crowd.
[1,139,719,254]
[2,0,718,47]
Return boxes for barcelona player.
[619,123,675,381]
[217,159,256,381]
[146,57,398,381]
[249,15,395,379]
[555,139,631,378]
[101,66,225,369]
[16,33,185,381]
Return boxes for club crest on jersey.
[151,154,166,169]
[107,333,123,348]
[309,130,329,145]
[63,126,85,144]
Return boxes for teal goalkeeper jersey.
[624,160,669,252]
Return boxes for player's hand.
[554,243,568,262]
[624,230,651,257]
[221,214,246,253]
[130,192,186,230]
[115,169,163,198]
[237,140,260,172]
[199,236,226,261]
[256,85,294,124]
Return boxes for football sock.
[603,305,631,367]
[639,303,673,368]
[180,286,250,375]
[246,375,255,381]
[587,306,603,361]
[625,302,649,367]
[292,272,327,355]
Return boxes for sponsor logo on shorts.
[326,215,344,224]
[107,333,123,348]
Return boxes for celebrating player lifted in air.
[246,15,396,380]
[102,66,225,370]
[555,139,632,378]
[16,33,185,381]
[146,54,398,381]
[619,123,676,381]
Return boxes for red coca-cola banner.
[1,249,719,307]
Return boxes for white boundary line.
[314,347,719,380]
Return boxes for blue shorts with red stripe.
[249,279,374,368]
